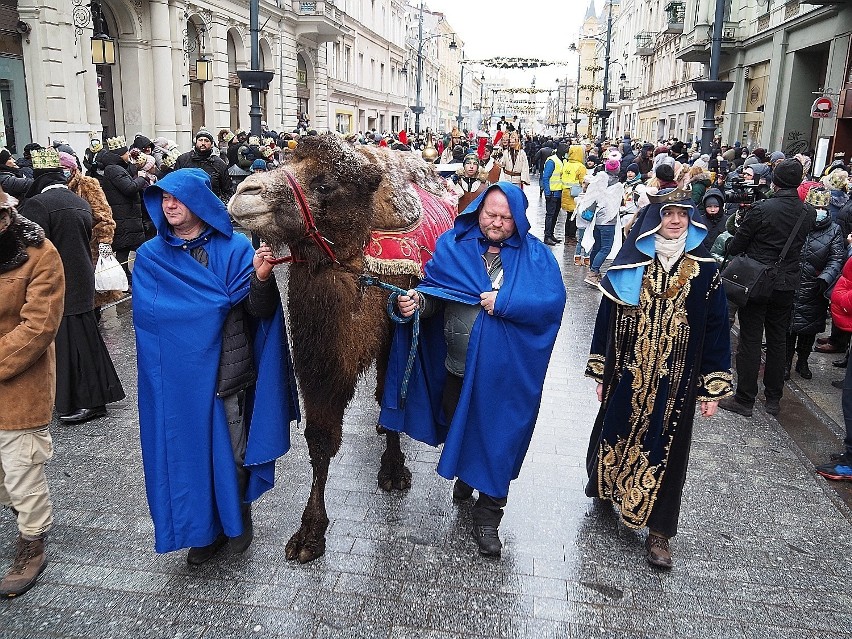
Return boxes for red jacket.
[799,180,820,201]
[831,254,852,331]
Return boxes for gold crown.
[30,148,61,170]
[805,187,831,208]
[106,136,127,151]
[248,136,261,146]
[647,187,693,204]
[162,150,180,168]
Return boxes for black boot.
[186,534,227,565]
[230,504,253,554]
[795,359,813,380]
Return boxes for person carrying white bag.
[579,159,625,287]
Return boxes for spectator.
[0,187,65,597]
[699,187,728,252]
[720,159,816,417]
[786,187,845,380]
[174,130,231,201]
[581,157,624,287]
[0,148,33,202]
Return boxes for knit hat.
[605,158,620,172]
[805,186,830,209]
[250,158,268,171]
[750,163,771,180]
[769,151,785,164]
[655,164,675,182]
[153,137,169,150]
[0,149,10,166]
[753,148,767,162]
[626,162,639,175]
[823,170,849,191]
[106,136,128,155]
[57,151,78,171]
[30,148,62,170]
[195,129,215,143]
[772,158,804,188]
[132,135,153,150]
[703,195,723,208]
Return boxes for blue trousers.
[589,224,615,274]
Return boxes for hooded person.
[586,187,733,569]
[698,187,728,252]
[382,182,565,558]
[134,168,298,562]
[561,144,588,245]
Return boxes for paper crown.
[260,146,274,158]
[248,136,261,146]
[161,150,180,169]
[106,136,127,151]
[30,148,61,170]
[218,128,234,142]
[647,187,693,205]
[805,187,831,208]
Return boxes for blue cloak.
[134,169,298,553]
[380,183,566,499]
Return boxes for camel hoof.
[378,464,412,492]
[286,530,326,563]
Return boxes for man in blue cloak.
[134,168,298,564]
[381,182,566,557]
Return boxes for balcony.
[664,2,685,35]
[675,23,741,63]
[636,33,654,56]
[292,0,348,44]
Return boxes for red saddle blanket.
[364,184,457,278]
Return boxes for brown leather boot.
[0,535,47,597]
[645,533,672,570]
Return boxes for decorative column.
[149,0,177,139]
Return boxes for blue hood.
[143,168,233,240]
[456,182,530,243]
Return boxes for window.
[380,63,385,91]
[358,53,364,84]
[331,42,339,78]
[344,46,351,82]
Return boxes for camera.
[724,177,765,206]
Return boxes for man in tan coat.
[0,187,64,597]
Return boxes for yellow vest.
[547,155,564,191]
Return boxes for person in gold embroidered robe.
[584,188,733,570]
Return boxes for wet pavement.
[1,183,851,638]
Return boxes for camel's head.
[229,134,382,260]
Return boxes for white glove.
[98,243,113,258]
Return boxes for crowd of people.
[1,118,852,600]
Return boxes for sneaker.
[573,255,583,266]
[764,398,780,416]
[0,535,46,598]
[645,533,672,570]
[815,460,852,481]
[583,257,591,267]
[471,525,502,557]
[584,273,601,287]
[833,358,848,368]
[186,534,228,565]
[718,396,753,417]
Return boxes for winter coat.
[560,145,587,212]
[0,214,65,430]
[581,172,623,226]
[699,188,730,252]
[727,188,817,291]
[99,152,148,251]
[831,255,852,332]
[19,181,95,316]
[690,174,712,204]
[790,215,845,334]
[175,148,231,199]
[68,171,123,306]
[836,199,852,240]
[0,165,33,201]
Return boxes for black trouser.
[544,193,562,239]
[841,358,852,458]
[786,332,816,367]
[114,249,132,287]
[829,324,851,350]
[441,373,507,527]
[735,289,795,405]
[564,210,577,242]
[224,389,250,503]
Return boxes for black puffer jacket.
[790,214,846,334]
[99,152,148,251]
[699,187,729,252]
[836,198,852,240]
[0,165,33,201]
[174,148,231,200]
[728,188,817,291]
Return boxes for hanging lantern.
[195,57,213,82]
[91,33,115,65]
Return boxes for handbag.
[580,205,596,222]
[721,208,808,306]
[94,254,129,292]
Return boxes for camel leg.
[285,417,340,563]
[374,336,412,492]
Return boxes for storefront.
[0,4,30,153]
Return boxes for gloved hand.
[98,243,113,259]
[816,278,830,294]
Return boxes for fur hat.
[30,148,62,171]
[772,158,803,188]
[106,136,128,155]
[805,186,831,208]
[822,170,848,191]
[195,129,215,144]
[0,149,10,166]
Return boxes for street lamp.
[90,0,115,66]
[567,42,581,138]
[412,1,457,138]
[456,53,465,130]
[598,0,614,141]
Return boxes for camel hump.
[356,145,457,231]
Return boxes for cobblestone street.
[1,185,851,639]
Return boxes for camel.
[228,134,456,563]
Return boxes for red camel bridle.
[264,168,339,265]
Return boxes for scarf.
[654,232,687,272]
